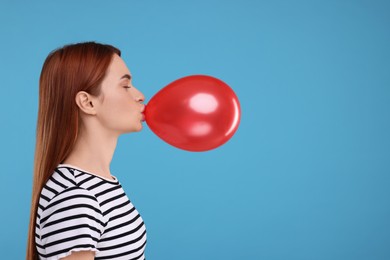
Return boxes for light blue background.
[0,0,389,259]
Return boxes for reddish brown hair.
[26,42,121,260]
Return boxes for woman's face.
[95,54,145,134]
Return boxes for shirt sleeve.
[38,186,105,260]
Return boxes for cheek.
[109,94,138,120]
[106,93,128,110]
[99,95,124,123]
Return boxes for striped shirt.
[35,164,147,260]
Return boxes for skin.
[61,54,145,259]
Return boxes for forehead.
[106,54,131,78]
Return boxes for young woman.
[27,42,147,260]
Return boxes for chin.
[124,123,143,133]
[135,124,143,132]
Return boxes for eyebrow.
[120,74,132,80]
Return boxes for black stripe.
[102,200,130,216]
[95,185,122,197]
[61,185,84,193]
[104,214,140,233]
[40,194,50,202]
[127,248,147,260]
[55,168,77,186]
[64,167,75,174]
[43,184,59,196]
[39,244,96,258]
[40,203,102,224]
[95,240,146,260]
[87,180,106,190]
[35,241,44,249]
[99,230,146,251]
[78,175,95,186]
[100,192,126,206]
[100,221,145,242]
[44,213,105,229]
[44,234,99,248]
[41,223,101,240]
[49,175,67,189]
[74,171,85,178]
[44,186,78,205]
[47,186,88,204]
[44,193,98,211]
[109,207,135,222]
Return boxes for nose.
[132,87,145,103]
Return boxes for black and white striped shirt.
[35,164,147,260]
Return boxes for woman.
[27,42,147,260]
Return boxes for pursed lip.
[140,105,146,122]
[140,104,146,113]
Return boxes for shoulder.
[38,166,97,208]
[39,184,103,227]
[38,167,106,222]
[40,167,78,201]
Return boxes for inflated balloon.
[145,75,241,152]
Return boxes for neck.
[62,125,118,179]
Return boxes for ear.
[75,91,97,115]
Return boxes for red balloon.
[145,75,241,152]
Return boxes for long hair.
[26,42,121,260]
